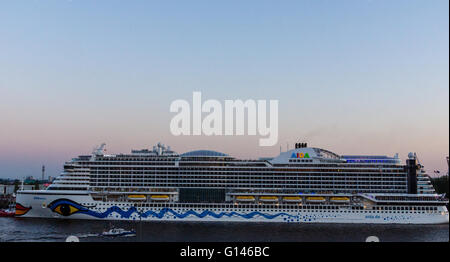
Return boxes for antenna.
[295,142,308,149]
[414,153,421,166]
[93,143,106,155]
[446,156,449,176]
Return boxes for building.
[0,184,15,195]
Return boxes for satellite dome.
[181,150,229,157]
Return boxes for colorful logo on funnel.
[15,203,32,216]
[291,152,310,158]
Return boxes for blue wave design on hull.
[89,206,295,220]
[48,199,296,220]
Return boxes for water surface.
[0,218,448,242]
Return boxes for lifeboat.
[151,195,169,201]
[283,196,302,202]
[236,196,255,202]
[127,195,146,201]
[306,196,326,202]
[330,197,350,203]
[259,196,278,202]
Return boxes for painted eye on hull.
[48,199,87,217]
[53,204,80,216]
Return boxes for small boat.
[101,228,136,237]
[0,203,15,217]
[0,209,15,217]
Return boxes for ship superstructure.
[16,142,449,224]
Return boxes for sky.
[0,0,448,179]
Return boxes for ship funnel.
[406,153,418,194]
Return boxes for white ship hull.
[16,191,449,224]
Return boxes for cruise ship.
[16,142,449,224]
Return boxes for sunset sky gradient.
[1,0,448,179]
